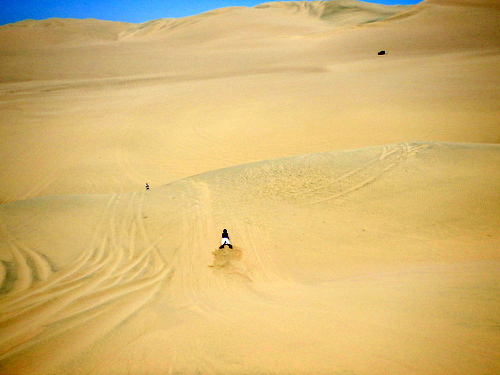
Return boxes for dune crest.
[1,1,410,45]
[0,18,132,48]
[424,0,500,7]
[256,0,410,22]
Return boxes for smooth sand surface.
[0,0,499,374]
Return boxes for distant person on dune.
[145,183,149,190]
[220,229,233,249]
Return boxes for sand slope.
[1,142,499,374]
[1,0,500,374]
[0,0,498,202]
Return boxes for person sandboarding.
[219,229,233,249]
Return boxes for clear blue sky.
[0,0,420,26]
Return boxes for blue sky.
[0,0,420,26]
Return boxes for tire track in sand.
[177,180,215,311]
[176,179,255,328]
[300,142,429,206]
[0,219,54,295]
[0,192,172,363]
[224,219,282,285]
[0,196,118,313]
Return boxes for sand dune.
[1,142,499,374]
[0,0,499,374]
[0,0,498,203]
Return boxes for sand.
[0,0,499,374]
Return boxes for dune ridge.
[0,1,409,48]
[0,0,499,373]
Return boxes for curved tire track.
[300,142,429,206]
[0,193,172,364]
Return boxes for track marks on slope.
[231,220,282,284]
[222,143,430,211]
[300,142,429,206]
[176,179,266,320]
[177,180,217,309]
[0,193,172,362]
[0,220,54,296]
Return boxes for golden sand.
[0,1,499,373]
